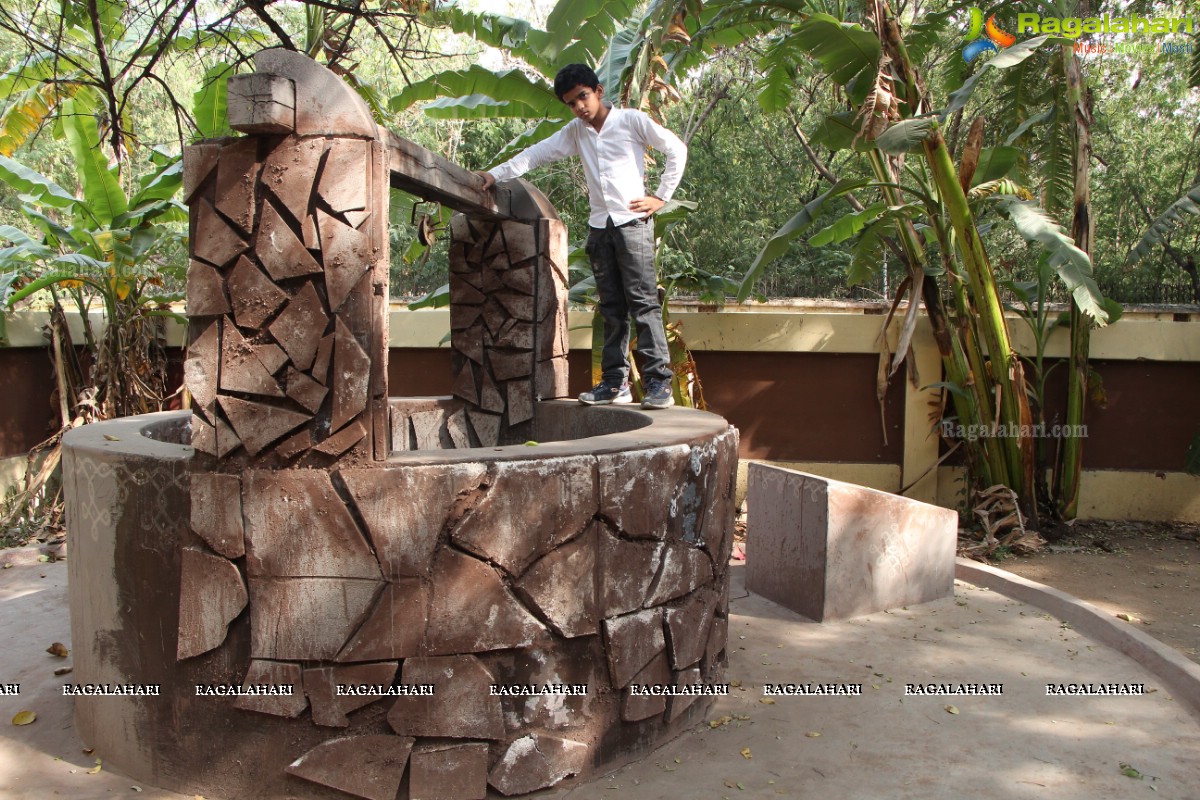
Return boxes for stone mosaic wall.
[63,49,738,800]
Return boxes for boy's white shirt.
[487,100,687,228]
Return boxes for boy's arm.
[475,124,576,189]
[634,113,687,203]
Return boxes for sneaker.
[579,381,632,406]
[641,379,674,409]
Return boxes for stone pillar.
[448,190,570,446]
[183,49,390,467]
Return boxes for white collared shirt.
[488,101,687,228]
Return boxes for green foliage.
[1125,182,1200,268]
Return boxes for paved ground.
[1,557,1197,800]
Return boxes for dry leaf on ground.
[12,711,36,725]
[46,642,69,657]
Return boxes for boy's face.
[560,84,604,122]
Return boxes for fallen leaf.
[740,747,752,759]
[523,441,539,446]
[945,704,960,715]
[54,666,73,676]
[1119,763,1142,779]
[759,698,775,705]
[805,731,821,738]
[132,787,143,792]
[2,563,12,569]
[88,758,103,774]
[1117,613,1140,623]
[733,714,751,721]
[12,711,36,726]
[709,716,732,729]
[47,642,69,658]
[102,434,121,441]
[82,747,94,755]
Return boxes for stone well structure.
[63,50,738,800]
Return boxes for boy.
[476,63,687,409]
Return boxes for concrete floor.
[1,556,1197,800]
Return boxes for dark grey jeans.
[586,217,672,386]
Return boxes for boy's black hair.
[553,64,601,101]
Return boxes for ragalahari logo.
[962,7,1017,62]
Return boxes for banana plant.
[733,2,1115,526]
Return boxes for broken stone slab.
[500,221,538,258]
[666,666,703,722]
[513,522,598,638]
[243,470,381,579]
[496,292,535,322]
[699,430,739,573]
[312,418,367,457]
[191,414,216,456]
[602,608,665,689]
[284,367,327,413]
[214,137,259,234]
[268,281,327,371]
[227,73,296,135]
[217,396,311,457]
[193,198,246,268]
[452,322,485,365]
[177,547,247,660]
[260,136,323,223]
[500,265,534,295]
[311,332,335,384]
[450,274,487,306]
[318,209,374,312]
[644,541,714,608]
[248,577,380,660]
[664,587,719,670]
[213,412,242,458]
[701,613,729,682]
[506,380,534,426]
[184,320,219,416]
[535,356,570,401]
[446,409,471,448]
[254,342,289,375]
[319,138,370,213]
[408,742,489,800]
[220,324,284,398]
[744,464,957,622]
[277,427,312,460]
[477,368,504,413]
[227,255,288,330]
[452,360,479,406]
[182,142,219,201]
[409,409,447,450]
[330,317,370,432]
[488,734,589,796]
[480,638,603,733]
[387,655,504,739]
[621,650,671,722]
[341,462,487,579]
[598,526,663,618]
[597,445,691,540]
[451,455,598,578]
[466,410,499,447]
[233,659,307,717]
[424,548,545,655]
[336,579,427,662]
[190,472,244,559]
[256,200,323,281]
[286,734,414,800]
[302,661,398,727]
[185,260,229,317]
[489,349,532,382]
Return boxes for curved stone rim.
[64,402,732,464]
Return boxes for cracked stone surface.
[514,522,598,638]
[303,661,398,727]
[177,547,247,660]
[598,526,663,618]
[409,742,489,800]
[257,200,322,280]
[598,445,690,539]
[286,734,414,800]
[190,472,244,558]
[186,260,229,316]
[341,463,488,579]
[664,587,719,670]
[336,579,428,662]
[645,541,714,607]
[220,324,283,398]
[184,320,219,414]
[330,317,370,432]
[425,548,545,655]
[243,470,381,579]
[261,136,324,223]
[488,733,589,796]
[452,456,597,577]
[268,281,327,372]
[233,660,307,717]
[193,199,246,267]
[621,650,671,722]
[602,608,665,689]
[482,638,603,733]
[227,256,287,329]
[248,576,381,660]
[388,655,504,739]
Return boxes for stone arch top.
[184,51,570,467]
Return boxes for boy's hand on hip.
[475,171,495,190]
[629,196,665,216]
